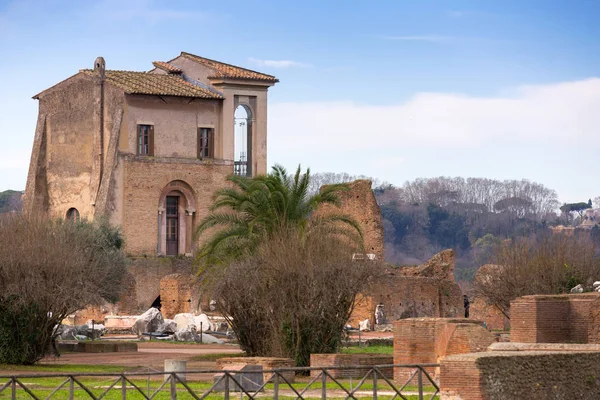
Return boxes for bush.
[206,227,380,367]
[0,215,126,364]
[474,233,600,318]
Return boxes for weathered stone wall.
[510,293,600,343]
[24,72,124,220]
[119,257,199,315]
[468,298,509,331]
[349,250,464,327]
[440,351,600,400]
[393,318,495,383]
[314,179,385,260]
[160,273,197,319]
[309,354,393,379]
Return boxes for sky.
[1,0,599,204]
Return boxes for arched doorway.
[66,208,80,223]
[158,181,196,256]
[234,104,253,176]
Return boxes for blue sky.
[1,0,599,203]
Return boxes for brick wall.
[510,293,600,344]
[309,354,393,379]
[313,180,385,261]
[468,298,509,331]
[122,157,231,256]
[160,273,193,319]
[350,273,464,328]
[440,351,600,400]
[394,318,495,383]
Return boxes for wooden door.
[166,196,179,256]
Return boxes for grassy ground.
[0,376,438,399]
[340,345,393,354]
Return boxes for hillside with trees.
[311,173,597,282]
[0,190,23,214]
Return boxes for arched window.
[66,208,80,223]
[234,105,253,176]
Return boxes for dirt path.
[39,342,242,372]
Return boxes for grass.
[0,380,437,400]
[340,345,393,354]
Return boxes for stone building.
[23,52,278,256]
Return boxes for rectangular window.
[137,124,154,156]
[197,128,214,159]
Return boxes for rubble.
[571,284,584,293]
[358,319,371,332]
[132,307,164,336]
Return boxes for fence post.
[321,369,327,399]
[69,376,74,400]
[372,369,378,400]
[11,378,16,400]
[121,375,127,399]
[170,373,177,399]
[273,372,279,400]
[224,372,230,400]
[417,367,424,400]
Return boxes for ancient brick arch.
[157,180,197,255]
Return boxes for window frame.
[197,127,215,160]
[137,124,154,156]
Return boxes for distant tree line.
[0,190,23,214]
[311,173,598,281]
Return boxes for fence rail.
[0,363,440,399]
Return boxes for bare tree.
[0,214,126,364]
[205,227,380,366]
[473,233,600,318]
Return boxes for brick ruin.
[468,264,510,331]
[349,249,464,327]
[393,318,495,383]
[510,293,600,344]
[440,351,600,400]
[159,273,201,319]
[313,179,385,260]
[314,179,464,327]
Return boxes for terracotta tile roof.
[181,52,278,83]
[81,69,223,99]
[152,61,182,74]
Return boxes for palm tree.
[194,164,363,269]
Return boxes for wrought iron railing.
[0,363,440,399]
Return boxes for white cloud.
[268,77,600,201]
[269,78,600,153]
[248,58,312,69]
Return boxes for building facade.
[23,52,278,256]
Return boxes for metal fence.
[0,363,440,399]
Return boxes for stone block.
[216,357,295,383]
[214,365,264,392]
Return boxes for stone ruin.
[468,264,510,331]
[313,179,385,260]
[510,292,600,344]
[349,249,464,327]
[313,179,464,328]
[393,318,495,383]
